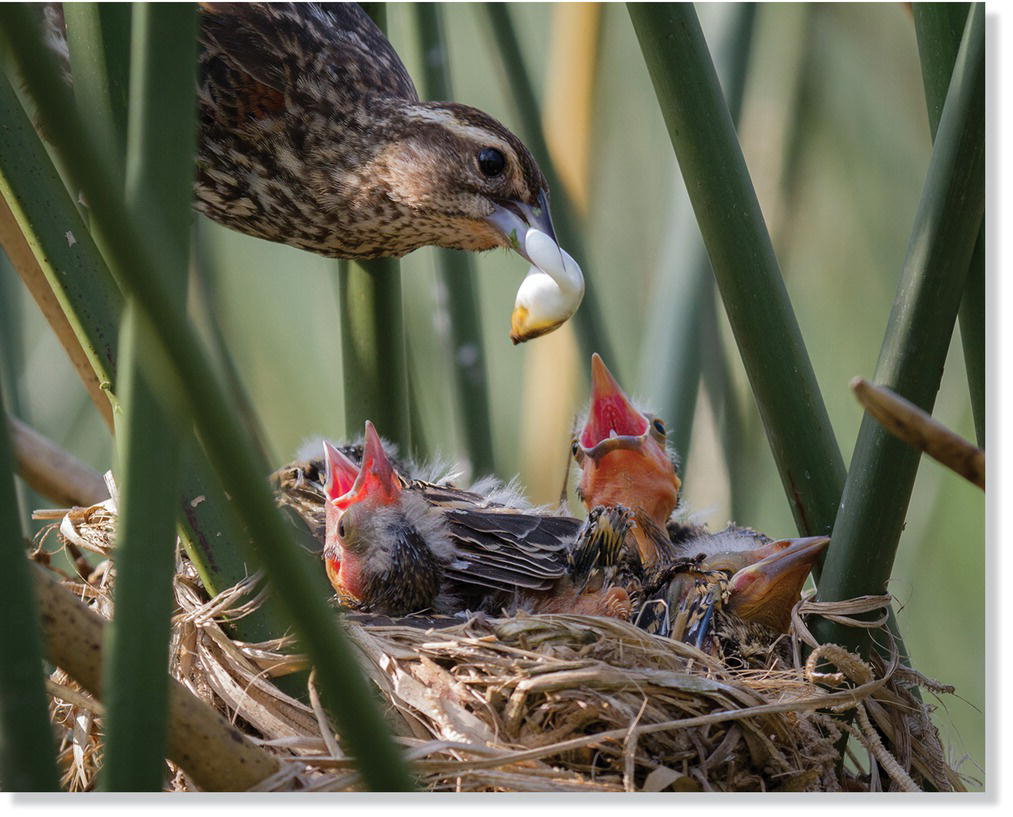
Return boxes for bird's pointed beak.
[724,536,830,633]
[487,190,585,344]
[335,421,402,509]
[578,353,650,459]
[322,440,359,501]
[485,189,557,255]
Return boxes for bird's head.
[722,536,830,633]
[366,102,584,342]
[574,354,681,529]
[322,422,451,614]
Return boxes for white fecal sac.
[512,228,585,339]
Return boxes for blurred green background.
[0,2,984,787]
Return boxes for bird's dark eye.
[477,147,506,178]
[338,519,346,538]
[652,418,667,436]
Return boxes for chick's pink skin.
[323,424,402,603]
[577,354,681,529]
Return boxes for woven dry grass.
[33,495,965,793]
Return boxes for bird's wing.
[414,481,508,510]
[199,2,419,125]
[567,506,633,591]
[442,508,580,592]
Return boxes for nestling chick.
[644,527,830,658]
[322,422,586,616]
[322,428,457,614]
[572,353,682,568]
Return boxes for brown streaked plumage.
[196,2,553,259]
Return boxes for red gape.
[323,422,403,602]
[576,353,681,532]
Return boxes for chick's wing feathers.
[442,508,581,591]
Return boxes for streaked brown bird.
[44,2,584,339]
[197,3,557,259]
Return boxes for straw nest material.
[33,493,966,793]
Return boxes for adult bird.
[40,2,584,340]
[196,2,582,341]
[317,422,632,618]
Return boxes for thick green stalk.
[479,3,618,381]
[0,74,121,397]
[0,72,283,643]
[0,379,59,791]
[627,3,845,540]
[815,5,984,655]
[103,307,180,791]
[640,3,756,468]
[698,293,747,512]
[413,3,495,476]
[63,3,131,164]
[0,5,413,790]
[336,258,411,450]
[100,4,196,791]
[335,7,410,452]
[913,2,984,446]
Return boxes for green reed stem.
[413,3,496,476]
[100,4,196,791]
[0,4,413,789]
[815,4,984,656]
[913,2,985,447]
[0,379,59,791]
[336,258,411,451]
[63,3,131,164]
[628,2,845,541]
[640,3,756,469]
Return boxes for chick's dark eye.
[652,418,666,436]
[338,519,346,538]
[477,147,506,178]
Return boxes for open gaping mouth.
[579,353,650,458]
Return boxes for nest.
[33,495,965,793]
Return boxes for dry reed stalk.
[31,562,280,790]
[6,414,109,506]
[851,377,984,490]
